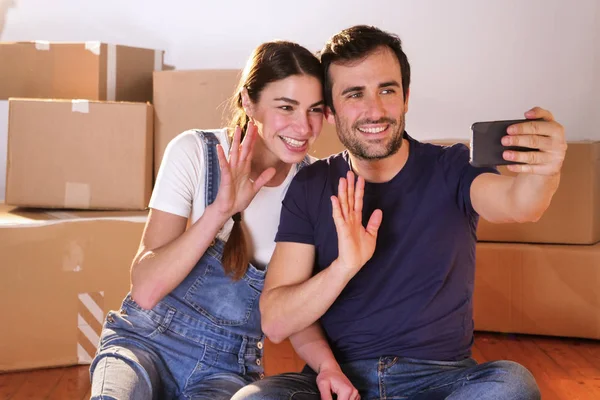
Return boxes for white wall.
[1,0,598,140]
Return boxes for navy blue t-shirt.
[275,132,498,363]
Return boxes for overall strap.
[296,154,312,173]
[193,130,221,207]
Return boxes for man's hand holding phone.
[471,107,566,176]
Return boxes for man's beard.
[335,115,405,160]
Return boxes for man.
[234,25,565,400]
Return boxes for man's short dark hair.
[319,25,411,114]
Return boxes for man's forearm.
[509,173,560,222]
[261,259,352,343]
[289,323,341,374]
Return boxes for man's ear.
[404,88,410,113]
[241,88,254,118]
[324,106,335,124]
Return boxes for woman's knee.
[90,347,158,400]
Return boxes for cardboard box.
[311,121,344,159]
[477,141,600,245]
[6,98,153,210]
[153,69,240,176]
[0,42,163,102]
[152,69,344,176]
[0,205,147,372]
[429,139,600,245]
[0,100,7,202]
[474,242,600,339]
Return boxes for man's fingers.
[524,106,554,122]
[331,196,347,234]
[507,120,546,137]
[501,134,554,151]
[507,115,563,140]
[317,379,333,400]
[338,177,349,221]
[354,176,365,220]
[366,209,383,237]
[503,149,553,165]
[347,171,355,216]
[333,386,355,400]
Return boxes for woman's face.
[250,74,324,164]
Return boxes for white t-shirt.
[149,129,312,269]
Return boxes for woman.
[89,40,324,400]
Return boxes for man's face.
[327,46,409,160]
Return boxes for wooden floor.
[1,332,599,399]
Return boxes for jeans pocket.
[105,300,174,341]
[183,260,263,327]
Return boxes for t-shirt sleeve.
[439,143,499,215]
[149,131,203,218]
[275,167,315,245]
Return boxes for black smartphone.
[470,119,540,168]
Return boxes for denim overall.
[90,130,310,400]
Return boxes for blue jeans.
[232,356,540,400]
[90,131,268,399]
[90,295,264,399]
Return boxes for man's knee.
[231,383,264,400]
[491,360,541,400]
[231,373,320,400]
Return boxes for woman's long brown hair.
[221,41,323,280]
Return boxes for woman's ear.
[241,88,254,118]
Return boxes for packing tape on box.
[63,240,84,272]
[77,291,104,364]
[65,182,91,209]
[71,99,89,113]
[84,41,101,56]
[107,44,117,101]
[45,211,81,219]
[0,213,148,227]
[34,40,50,51]
[154,50,163,71]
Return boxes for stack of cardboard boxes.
[0,42,161,371]
[2,50,598,373]
[473,143,600,339]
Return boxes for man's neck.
[348,138,410,183]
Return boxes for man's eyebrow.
[379,80,400,88]
[340,81,400,96]
[341,86,365,96]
